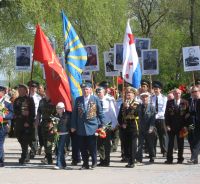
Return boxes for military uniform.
[118,99,139,167]
[185,56,199,66]
[16,56,30,66]
[36,98,56,164]
[0,86,13,167]
[13,95,35,164]
[165,98,189,164]
[71,90,106,169]
[96,89,118,166]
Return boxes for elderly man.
[165,88,189,164]
[71,82,106,169]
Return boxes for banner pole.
[192,71,195,86]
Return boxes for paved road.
[0,138,199,184]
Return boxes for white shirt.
[100,96,118,129]
[151,93,167,119]
[31,93,42,116]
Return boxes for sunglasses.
[191,91,198,93]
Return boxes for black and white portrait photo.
[85,45,99,71]
[142,49,159,75]
[15,46,32,71]
[183,46,200,72]
[82,71,92,80]
[135,38,151,58]
[114,43,123,70]
[104,51,120,77]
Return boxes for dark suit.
[143,58,157,70]
[17,56,30,66]
[71,95,106,167]
[165,99,188,163]
[137,103,156,162]
[187,98,200,163]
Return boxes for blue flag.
[62,11,87,100]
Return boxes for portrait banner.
[114,43,123,71]
[85,45,99,71]
[135,38,151,58]
[182,46,200,72]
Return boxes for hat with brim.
[126,86,137,94]
[56,102,65,109]
[140,92,150,97]
[18,84,28,90]
[81,82,92,88]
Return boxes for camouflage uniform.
[37,98,56,164]
[13,95,35,164]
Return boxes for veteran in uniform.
[13,84,35,164]
[151,81,168,157]
[0,86,13,167]
[165,88,189,164]
[71,82,106,169]
[96,87,118,166]
[118,87,139,168]
[35,88,56,164]
[137,92,156,163]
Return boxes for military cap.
[126,86,137,94]
[96,87,104,93]
[98,81,110,88]
[152,81,163,89]
[27,80,39,88]
[81,81,92,88]
[0,86,6,92]
[140,92,150,97]
[141,79,150,87]
[56,102,65,109]
[18,84,28,90]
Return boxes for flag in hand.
[33,24,72,111]
[62,11,87,100]
[122,20,142,89]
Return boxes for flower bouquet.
[95,123,112,139]
[179,127,188,138]
[0,104,9,124]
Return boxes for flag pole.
[192,71,195,86]
[149,74,152,94]
[29,59,35,96]
[91,71,95,92]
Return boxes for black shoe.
[121,158,128,162]
[125,164,135,168]
[162,153,167,157]
[0,163,4,167]
[79,165,90,170]
[187,160,198,164]
[71,161,78,166]
[177,160,183,164]
[149,159,154,163]
[19,158,25,165]
[91,163,97,168]
[164,160,173,164]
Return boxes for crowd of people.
[0,78,200,169]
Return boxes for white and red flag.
[122,20,142,89]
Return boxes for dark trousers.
[56,135,67,167]
[167,130,184,162]
[79,135,97,166]
[119,128,128,160]
[137,132,156,162]
[97,130,111,164]
[111,128,120,152]
[191,130,200,162]
[38,125,44,148]
[155,119,167,154]
[123,131,137,164]
[71,133,81,163]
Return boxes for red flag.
[33,25,72,111]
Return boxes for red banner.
[33,25,72,111]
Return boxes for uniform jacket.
[138,103,156,134]
[56,111,71,133]
[118,100,139,135]
[165,99,189,132]
[71,95,106,136]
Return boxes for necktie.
[156,96,158,113]
[100,100,103,108]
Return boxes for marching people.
[0,86,13,167]
[71,82,106,169]
[35,88,56,164]
[164,88,189,164]
[137,92,156,163]
[96,87,118,167]
[13,84,35,164]
[151,81,168,157]
[54,102,71,169]
[118,87,139,168]
[186,86,200,164]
